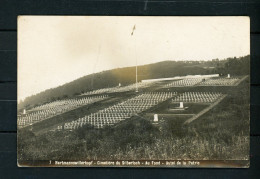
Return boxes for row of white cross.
[30,95,106,111]
[17,95,108,128]
[62,92,177,130]
[198,78,239,86]
[81,82,153,96]
[164,78,204,87]
[172,92,223,103]
[164,77,239,87]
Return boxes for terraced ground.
[17,75,249,162]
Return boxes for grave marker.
[180,102,184,108]
[154,114,158,122]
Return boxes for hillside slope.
[18,55,249,110]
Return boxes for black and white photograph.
[17,16,250,167]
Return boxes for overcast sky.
[18,16,250,101]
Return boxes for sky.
[18,16,250,102]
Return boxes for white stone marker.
[227,74,230,78]
[180,102,184,108]
[154,114,158,122]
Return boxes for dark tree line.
[208,55,249,76]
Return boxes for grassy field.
[17,78,249,162]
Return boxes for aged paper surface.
[17,16,250,167]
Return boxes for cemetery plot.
[145,92,225,126]
[164,78,203,87]
[110,82,153,93]
[81,87,119,95]
[17,95,108,128]
[81,82,154,96]
[172,92,223,103]
[163,76,246,88]
[184,94,227,124]
[62,92,177,130]
[197,77,240,86]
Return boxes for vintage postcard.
[17,16,250,167]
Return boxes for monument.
[169,101,188,111]
[179,102,184,108]
[154,114,158,122]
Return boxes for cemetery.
[81,81,154,96]
[58,90,226,130]
[17,95,108,128]
[62,92,177,129]
[163,76,245,88]
[198,77,240,86]
[172,92,223,103]
[18,75,247,132]
[164,78,203,87]
[17,74,249,162]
